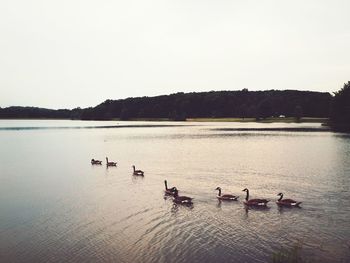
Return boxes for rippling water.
[0,120,349,263]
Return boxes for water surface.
[0,120,349,262]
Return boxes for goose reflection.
[172,202,194,212]
[244,204,270,216]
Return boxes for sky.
[0,0,349,109]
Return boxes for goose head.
[173,187,178,195]
[277,192,283,196]
[242,188,248,192]
[215,187,221,191]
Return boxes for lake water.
[0,120,349,263]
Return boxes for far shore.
[126,117,329,124]
[185,117,328,123]
[0,117,329,123]
[0,117,336,132]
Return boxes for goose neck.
[278,194,283,201]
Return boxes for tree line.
[1,85,348,131]
[78,89,332,121]
[330,81,350,131]
[0,89,332,121]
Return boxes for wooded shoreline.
[1,84,349,131]
[0,89,331,120]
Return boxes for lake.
[0,120,349,263]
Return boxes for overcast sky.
[0,0,349,109]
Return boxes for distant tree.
[138,109,146,118]
[258,99,273,119]
[294,105,303,122]
[330,81,350,131]
[120,107,131,120]
[169,110,186,121]
[237,104,248,118]
[168,110,177,120]
[211,110,220,118]
[247,105,258,119]
[70,107,83,119]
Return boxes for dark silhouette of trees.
[294,105,303,122]
[330,81,350,131]
[120,107,131,120]
[258,99,273,119]
[0,90,332,121]
[0,106,71,119]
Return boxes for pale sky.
[0,0,349,109]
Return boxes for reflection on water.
[0,120,349,263]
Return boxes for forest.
[0,90,331,121]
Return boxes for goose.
[164,180,177,195]
[91,159,102,165]
[132,165,144,176]
[215,187,239,201]
[242,188,269,206]
[106,157,117,167]
[173,188,193,204]
[276,193,302,207]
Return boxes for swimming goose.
[106,157,117,167]
[164,180,177,195]
[215,187,239,201]
[276,193,302,207]
[91,159,102,165]
[173,188,193,204]
[242,188,269,206]
[132,165,144,176]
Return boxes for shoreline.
[0,117,335,132]
[213,127,331,132]
[0,117,329,123]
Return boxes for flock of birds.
[91,157,144,175]
[91,158,302,208]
